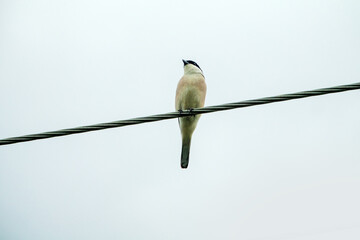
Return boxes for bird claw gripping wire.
[188,108,196,117]
[178,108,195,117]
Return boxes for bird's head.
[182,59,203,74]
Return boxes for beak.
[182,59,189,65]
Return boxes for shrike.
[175,60,207,168]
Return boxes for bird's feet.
[178,109,195,117]
[188,108,196,117]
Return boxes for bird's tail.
[181,137,191,169]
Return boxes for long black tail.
[181,137,191,169]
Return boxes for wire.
[1,82,359,146]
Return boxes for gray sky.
[1,0,360,239]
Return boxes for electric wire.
[1,82,359,146]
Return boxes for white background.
[1,0,360,239]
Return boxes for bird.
[175,59,207,168]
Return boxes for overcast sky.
[1,0,360,239]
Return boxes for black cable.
[1,82,359,146]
